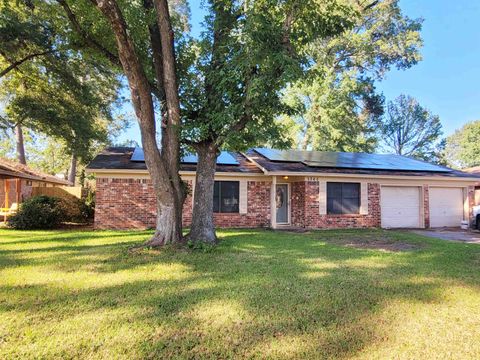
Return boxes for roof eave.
[86,167,479,182]
[266,170,480,181]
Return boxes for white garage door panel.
[429,187,464,228]
[381,187,421,228]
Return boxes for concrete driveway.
[412,228,480,244]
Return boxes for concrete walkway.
[412,229,480,244]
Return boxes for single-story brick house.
[86,147,480,230]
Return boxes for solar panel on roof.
[130,147,239,165]
[216,152,240,165]
[254,148,451,172]
[181,153,198,163]
[130,147,144,162]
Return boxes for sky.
[117,0,480,145]
[376,0,480,137]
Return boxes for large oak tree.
[60,0,358,244]
[7,0,381,245]
[4,0,190,244]
[86,0,185,245]
[182,0,359,243]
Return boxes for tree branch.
[142,0,167,121]
[56,0,121,67]
[58,0,164,100]
[281,4,296,57]
[215,66,255,146]
[361,0,379,11]
[0,50,53,78]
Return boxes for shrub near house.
[7,195,92,230]
[8,196,64,229]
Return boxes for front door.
[276,184,289,224]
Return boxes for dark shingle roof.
[87,147,480,179]
[245,149,479,178]
[87,147,262,174]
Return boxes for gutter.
[86,167,480,182]
[85,168,265,177]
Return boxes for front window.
[327,182,360,214]
[213,181,239,213]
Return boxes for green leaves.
[0,0,127,165]
[444,120,480,168]
[278,0,423,153]
[181,0,359,151]
[376,94,443,162]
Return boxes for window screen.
[327,182,360,214]
[213,181,239,213]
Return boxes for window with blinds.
[327,182,360,214]
[213,181,239,213]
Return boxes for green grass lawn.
[1,228,479,359]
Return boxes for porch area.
[0,173,32,223]
[269,175,376,230]
[270,175,310,230]
[0,157,72,223]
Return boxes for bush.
[7,193,95,230]
[57,196,94,223]
[57,198,84,223]
[82,189,95,220]
[7,196,65,230]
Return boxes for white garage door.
[381,186,421,228]
[429,187,464,228]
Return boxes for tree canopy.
[0,1,128,179]
[376,94,443,161]
[181,0,359,151]
[444,120,480,168]
[1,0,432,245]
[278,0,423,152]
[177,0,364,242]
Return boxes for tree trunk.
[141,125,183,247]
[68,154,77,184]
[93,0,183,246]
[15,124,26,165]
[153,0,185,236]
[300,120,311,150]
[188,142,218,243]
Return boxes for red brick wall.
[290,180,381,229]
[95,178,271,230]
[182,181,193,227]
[291,182,305,227]
[95,178,157,229]
[94,176,475,230]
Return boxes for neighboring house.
[86,147,480,230]
[463,166,480,205]
[0,157,71,215]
